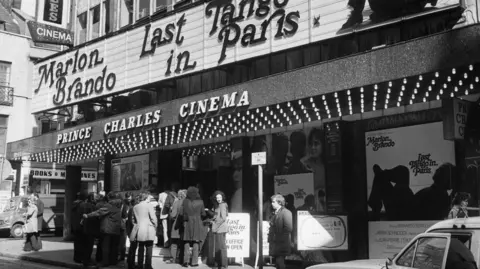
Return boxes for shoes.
[182,263,189,267]
[190,264,199,267]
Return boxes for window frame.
[393,233,451,269]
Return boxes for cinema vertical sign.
[36,0,70,29]
[27,21,74,46]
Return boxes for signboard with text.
[442,98,472,140]
[226,213,250,258]
[368,221,436,259]
[36,0,70,29]
[27,21,74,46]
[297,211,348,250]
[27,168,98,181]
[32,0,462,113]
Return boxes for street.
[0,256,67,269]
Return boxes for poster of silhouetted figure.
[365,122,458,221]
[342,0,446,30]
[368,164,414,221]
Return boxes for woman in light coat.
[211,190,228,269]
[23,197,39,251]
[130,192,158,269]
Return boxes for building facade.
[6,0,480,263]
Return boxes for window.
[138,0,151,20]
[155,0,173,12]
[119,0,133,28]
[413,237,447,269]
[90,5,101,39]
[0,62,11,86]
[77,12,87,44]
[104,0,118,34]
[396,237,448,269]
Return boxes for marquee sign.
[32,0,461,113]
[179,91,249,119]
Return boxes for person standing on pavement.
[167,189,186,264]
[81,192,98,268]
[127,194,141,269]
[268,194,293,269]
[23,197,39,252]
[83,192,123,267]
[182,186,207,268]
[94,194,107,263]
[72,192,87,263]
[33,193,44,250]
[211,191,229,269]
[119,192,134,261]
[130,191,158,269]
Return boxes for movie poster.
[365,122,456,221]
[365,122,458,259]
[111,154,149,192]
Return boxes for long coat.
[212,202,228,234]
[170,198,183,239]
[36,199,44,232]
[182,198,206,242]
[130,201,157,242]
[86,201,122,235]
[268,207,293,257]
[25,204,38,233]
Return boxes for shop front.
[6,0,480,263]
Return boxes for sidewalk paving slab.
[0,237,279,269]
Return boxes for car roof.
[427,217,480,232]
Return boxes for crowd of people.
[70,187,233,269]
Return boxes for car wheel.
[10,223,24,238]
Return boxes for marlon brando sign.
[32,0,462,113]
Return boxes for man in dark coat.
[72,191,87,263]
[81,192,98,267]
[83,192,122,267]
[182,187,207,267]
[268,194,293,269]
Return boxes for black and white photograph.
[0,0,479,269]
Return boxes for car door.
[391,233,451,269]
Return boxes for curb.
[0,251,84,269]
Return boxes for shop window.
[76,12,87,44]
[303,45,321,66]
[286,49,303,71]
[176,77,190,98]
[253,57,270,79]
[155,0,173,12]
[104,0,118,34]
[271,52,286,74]
[0,62,11,86]
[138,0,151,20]
[189,74,202,95]
[90,5,101,39]
[119,0,133,28]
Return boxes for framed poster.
[297,211,348,250]
[111,154,149,192]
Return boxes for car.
[307,217,480,269]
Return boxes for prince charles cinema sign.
[31,0,461,113]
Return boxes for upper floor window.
[76,12,87,44]
[138,0,151,20]
[90,5,101,39]
[0,62,11,86]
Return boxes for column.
[63,165,82,241]
[103,153,113,193]
[230,137,251,213]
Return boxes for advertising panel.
[27,168,97,181]
[32,0,462,113]
[274,173,315,209]
[365,122,459,258]
[297,211,348,251]
[36,0,70,28]
[226,213,250,258]
[368,221,436,259]
[111,154,149,192]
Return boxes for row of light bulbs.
[20,63,479,164]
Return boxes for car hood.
[0,211,14,220]
[307,259,386,269]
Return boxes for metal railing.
[0,86,13,106]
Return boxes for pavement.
[0,236,285,269]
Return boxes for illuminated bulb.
[459,80,463,86]
[322,95,325,100]
[388,82,392,87]
[387,89,391,94]
[465,89,469,95]
[452,68,456,74]
[360,87,364,93]
[347,90,351,95]
[419,75,423,81]
[469,65,473,71]
[374,91,377,96]
[450,92,454,97]
[435,72,439,77]
[464,73,468,79]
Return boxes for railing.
[0,86,13,106]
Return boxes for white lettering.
[180,104,189,118]
[222,92,238,109]
[103,110,162,135]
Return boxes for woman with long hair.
[211,190,229,269]
[182,186,207,267]
[448,192,471,219]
